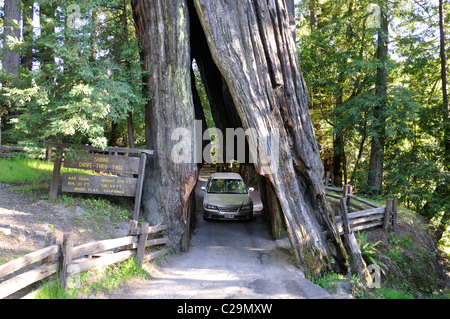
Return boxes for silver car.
[202,172,254,220]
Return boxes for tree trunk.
[193,0,358,277]
[132,0,370,280]
[22,0,35,71]
[3,0,21,78]
[368,1,388,195]
[439,0,449,171]
[131,0,199,251]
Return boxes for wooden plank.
[352,221,383,233]
[383,198,393,230]
[348,194,381,208]
[346,207,385,220]
[136,222,149,267]
[49,148,63,202]
[326,193,341,199]
[0,263,58,299]
[392,198,398,230]
[62,174,137,197]
[340,198,350,234]
[147,224,168,234]
[128,237,170,250]
[43,233,58,264]
[128,224,168,236]
[59,234,74,288]
[67,250,135,275]
[133,152,147,220]
[0,244,59,278]
[50,142,154,155]
[348,213,384,226]
[325,186,343,193]
[63,153,141,174]
[72,236,137,259]
[144,248,171,263]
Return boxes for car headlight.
[204,203,218,210]
[241,204,253,210]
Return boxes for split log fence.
[0,132,50,159]
[325,184,398,235]
[0,221,170,299]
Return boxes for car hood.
[204,193,252,206]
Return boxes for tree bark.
[192,0,362,277]
[3,0,21,78]
[368,1,388,195]
[132,0,370,280]
[131,0,199,251]
[439,0,449,171]
[22,0,35,71]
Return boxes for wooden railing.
[325,185,398,235]
[0,220,170,299]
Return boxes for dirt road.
[103,169,334,299]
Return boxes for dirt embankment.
[0,183,130,265]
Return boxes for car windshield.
[207,178,248,194]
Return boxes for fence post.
[392,198,398,230]
[325,171,331,186]
[49,148,63,202]
[42,232,57,264]
[136,222,149,267]
[340,197,350,234]
[343,185,353,208]
[383,198,393,231]
[59,234,74,288]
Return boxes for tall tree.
[132,0,370,280]
[368,0,389,195]
[2,0,21,79]
[439,0,449,171]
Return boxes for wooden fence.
[0,221,170,299]
[0,132,51,159]
[325,185,398,235]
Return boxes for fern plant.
[357,231,387,275]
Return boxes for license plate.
[224,214,234,219]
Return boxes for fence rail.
[0,220,170,299]
[325,184,397,235]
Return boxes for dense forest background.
[0,0,448,247]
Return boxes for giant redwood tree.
[131,0,370,280]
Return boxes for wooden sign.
[63,153,140,174]
[62,174,137,197]
[49,144,153,221]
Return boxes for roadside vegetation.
[309,203,449,299]
[34,257,150,299]
[0,156,134,231]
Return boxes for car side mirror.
[248,187,254,192]
[201,186,206,191]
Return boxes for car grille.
[218,207,239,212]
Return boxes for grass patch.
[70,257,149,297]
[0,156,100,195]
[34,257,149,299]
[0,157,133,229]
[0,157,54,184]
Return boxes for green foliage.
[297,0,449,232]
[1,0,148,149]
[34,257,148,299]
[357,231,386,273]
[34,279,77,299]
[72,257,148,297]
